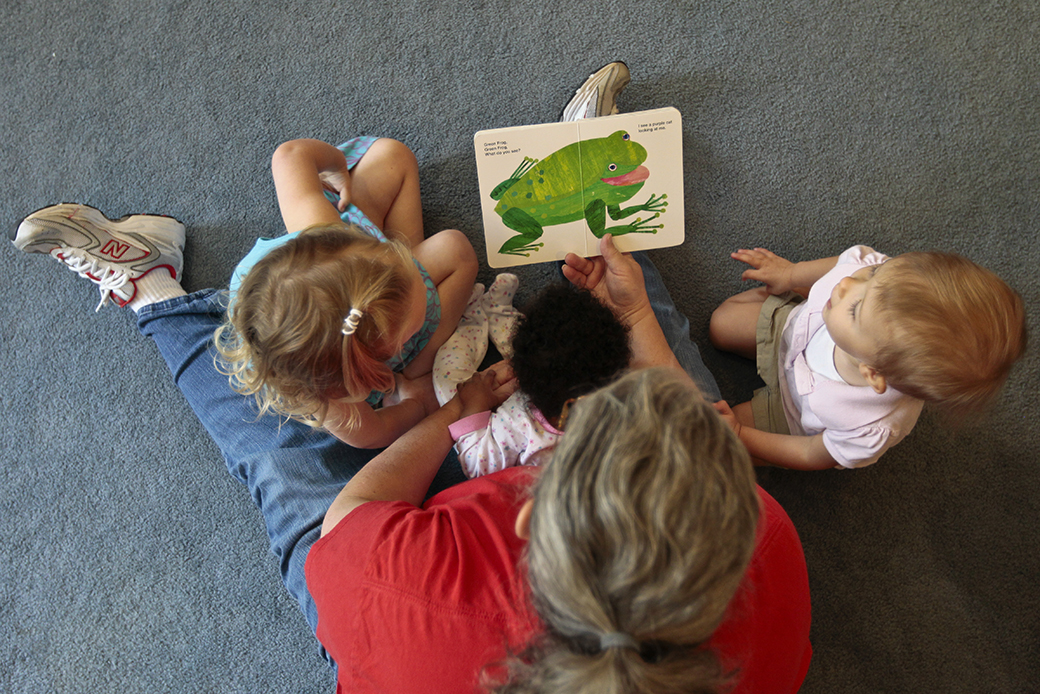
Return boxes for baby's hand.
[711,400,743,438]
[732,248,795,295]
[456,363,516,417]
[456,371,499,417]
[484,360,518,399]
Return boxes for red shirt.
[306,467,811,693]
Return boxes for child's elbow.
[800,437,840,470]
[805,456,841,471]
[323,408,390,449]
[331,424,392,449]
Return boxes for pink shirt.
[778,246,923,468]
[447,392,561,478]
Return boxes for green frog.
[490,130,668,257]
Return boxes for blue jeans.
[633,252,721,402]
[136,290,467,637]
[134,254,717,638]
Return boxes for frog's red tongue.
[602,165,649,186]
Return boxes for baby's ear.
[860,363,888,394]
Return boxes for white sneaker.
[12,203,185,310]
[560,61,631,121]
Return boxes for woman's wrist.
[439,396,466,422]
[615,296,656,331]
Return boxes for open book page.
[474,107,684,268]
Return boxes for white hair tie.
[599,632,639,651]
[341,308,364,336]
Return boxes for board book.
[473,107,684,268]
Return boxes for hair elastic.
[341,308,364,336]
[599,632,639,651]
[556,395,587,431]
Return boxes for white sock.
[482,274,521,359]
[432,284,488,405]
[129,269,187,312]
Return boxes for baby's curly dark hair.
[510,282,631,423]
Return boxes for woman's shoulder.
[309,467,538,583]
[307,470,541,692]
[710,486,812,694]
[754,486,804,554]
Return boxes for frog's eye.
[622,133,630,141]
[608,163,617,171]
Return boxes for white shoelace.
[50,246,131,311]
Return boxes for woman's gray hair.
[492,367,759,694]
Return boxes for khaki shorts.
[750,292,803,435]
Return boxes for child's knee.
[709,297,741,345]
[371,138,418,174]
[451,229,478,266]
[708,305,731,350]
[711,288,769,346]
[434,229,479,278]
[709,299,756,356]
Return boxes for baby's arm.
[713,400,838,470]
[271,139,352,234]
[323,398,427,449]
[450,362,522,477]
[738,428,837,470]
[733,248,839,296]
[403,229,479,378]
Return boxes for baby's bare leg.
[349,138,424,247]
[709,287,770,360]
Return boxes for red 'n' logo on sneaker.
[101,240,131,260]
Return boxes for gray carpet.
[2,1,1038,692]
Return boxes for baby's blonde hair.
[215,223,416,430]
[872,251,1027,419]
[492,368,759,694]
